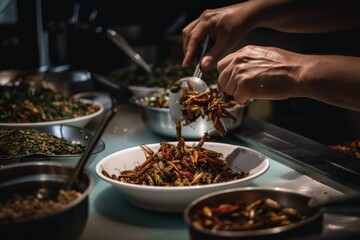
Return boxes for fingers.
[182,19,209,68]
[217,51,249,104]
[218,61,235,95]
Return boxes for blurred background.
[0,0,359,145]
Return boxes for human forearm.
[299,55,360,111]
[217,45,360,112]
[251,0,360,33]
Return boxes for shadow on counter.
[93,186,186,229]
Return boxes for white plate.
[96,142,270,212]
[0,99,104,128]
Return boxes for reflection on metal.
[0,0,17,24]
[230,116,360,193]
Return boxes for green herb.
[0,84,100,123]
[108,59,218,88]
[0,128,85,158]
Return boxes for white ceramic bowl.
[95,142,270,212]
[0,99,104,128]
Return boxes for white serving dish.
[95,142,270,212]
[0,99,103,128]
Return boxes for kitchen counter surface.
[80,99,360,240]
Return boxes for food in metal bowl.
[0,125,105,165]
[0,128,85,159]
[0,162,94,240]
[130,90,248,139]
[0,189,81,225]
[109,59,218,88]
[184,187,322,240]
[330,139,360,159]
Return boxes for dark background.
[1,0,359,144]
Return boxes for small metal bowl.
[0,162,94,240]
[130,94,249,139]
[0,125,105,166]
[0,69,93,96]
[184,187,323,240]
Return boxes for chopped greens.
[0,84,100,123]
[108,59,218,88]
[0,128,85,158]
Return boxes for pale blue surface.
[79,103,355,240]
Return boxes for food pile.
[101,133,248,186]
[141,88,242,109]
[109,59,218,88]
[330,139,360,159]
[0,189,81,225]
[190,197,309,231]
[0,128,85,158]
[0,83,100,123]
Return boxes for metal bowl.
[184,187,323,240]
[0,69,93,96]
[0,125,105,166]
[0,162,94,240]
[130,94,249,139]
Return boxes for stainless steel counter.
[80,100,360,240]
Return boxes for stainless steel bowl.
[184,187,323,240]
[130,94,249,139]
[0,162,94,240]
[0,69,92,96]
[0,125,105,166]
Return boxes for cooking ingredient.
[190,197,309,231]
[171,80,240,138]
[101,133,249,186]
[0,189,81,225]
[108,59,218,88]
[141,88,242,109]
[330,139,360,159]
[0,128,85,158]
[0,83,100,123]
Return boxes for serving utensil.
[107,28,152,73]
[66,98,116,190]
[169,35,211,125]
[34,96,116,200]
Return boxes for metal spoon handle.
[107,28,152,73]
[66,99,116,190]
[320,194,360,216]
[193,34,210,79]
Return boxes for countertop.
[80,98,360,240]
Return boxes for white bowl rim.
[95,142,270,191]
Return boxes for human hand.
[182,1,257,71]
[217,45,302,104]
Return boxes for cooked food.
[140,88,242,109]
[108,59,218,88]
[101,133,249,186]
[0,189,81,225]
[0,83,100,123]
[171,81,242,138]
[190,197,309,231]
[330,139,360,159]
[0,128,85,158]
